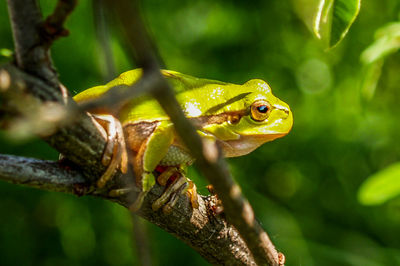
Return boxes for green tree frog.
[74,69,293,212]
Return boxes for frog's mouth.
[219,133,286,158]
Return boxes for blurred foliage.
[1,0,400,265]
[358,162,400,206]
[360,22,400,100]
[313,0,361,48]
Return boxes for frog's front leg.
[91,114,128,188]
[124,121,199,213]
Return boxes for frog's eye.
[250,100,271,121]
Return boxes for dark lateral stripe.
[122,110,246,129]
[189,110,247,127]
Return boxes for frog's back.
[74,69,227,98]
[116,70,231,123]
[74,69,260,124]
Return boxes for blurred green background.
[1,0,400,265]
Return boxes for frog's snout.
[281,108,290,116]
[273,104,291,118]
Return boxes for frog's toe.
[186,180,199,209]
[152,172,200,213]
[156,166,177,186]
[92,114,128,188]
[129,191,149,212]
[152,173,187,211]
[108,187,134,197]
[108,187,146,212]
[162,181,189,214]
[163,179,199,213]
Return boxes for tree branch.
[0,64,108,182]
[0,153,256,265]
[0,154,87,193]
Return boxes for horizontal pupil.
[257,105,268,113]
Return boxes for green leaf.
[359,59,383,101]
[360,22,400,64]
[359,22,400,100]
[314,0,361,48]
[358,163,400,206]
[0,48,13,58]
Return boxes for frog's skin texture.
[74,69,293,210]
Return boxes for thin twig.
[131,214,152,266]
[77,70,162,111]
[42,0,78,46]
[92,0,117,81]
[7,0,59,87]
[104,0,282,265]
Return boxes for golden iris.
[250,100,271,121]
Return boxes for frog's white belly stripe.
[221,134,284,157]
[220,136,266,157]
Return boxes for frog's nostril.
[277,107,290,118]
[273,104,290,118]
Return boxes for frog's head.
[201,79,293,157]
